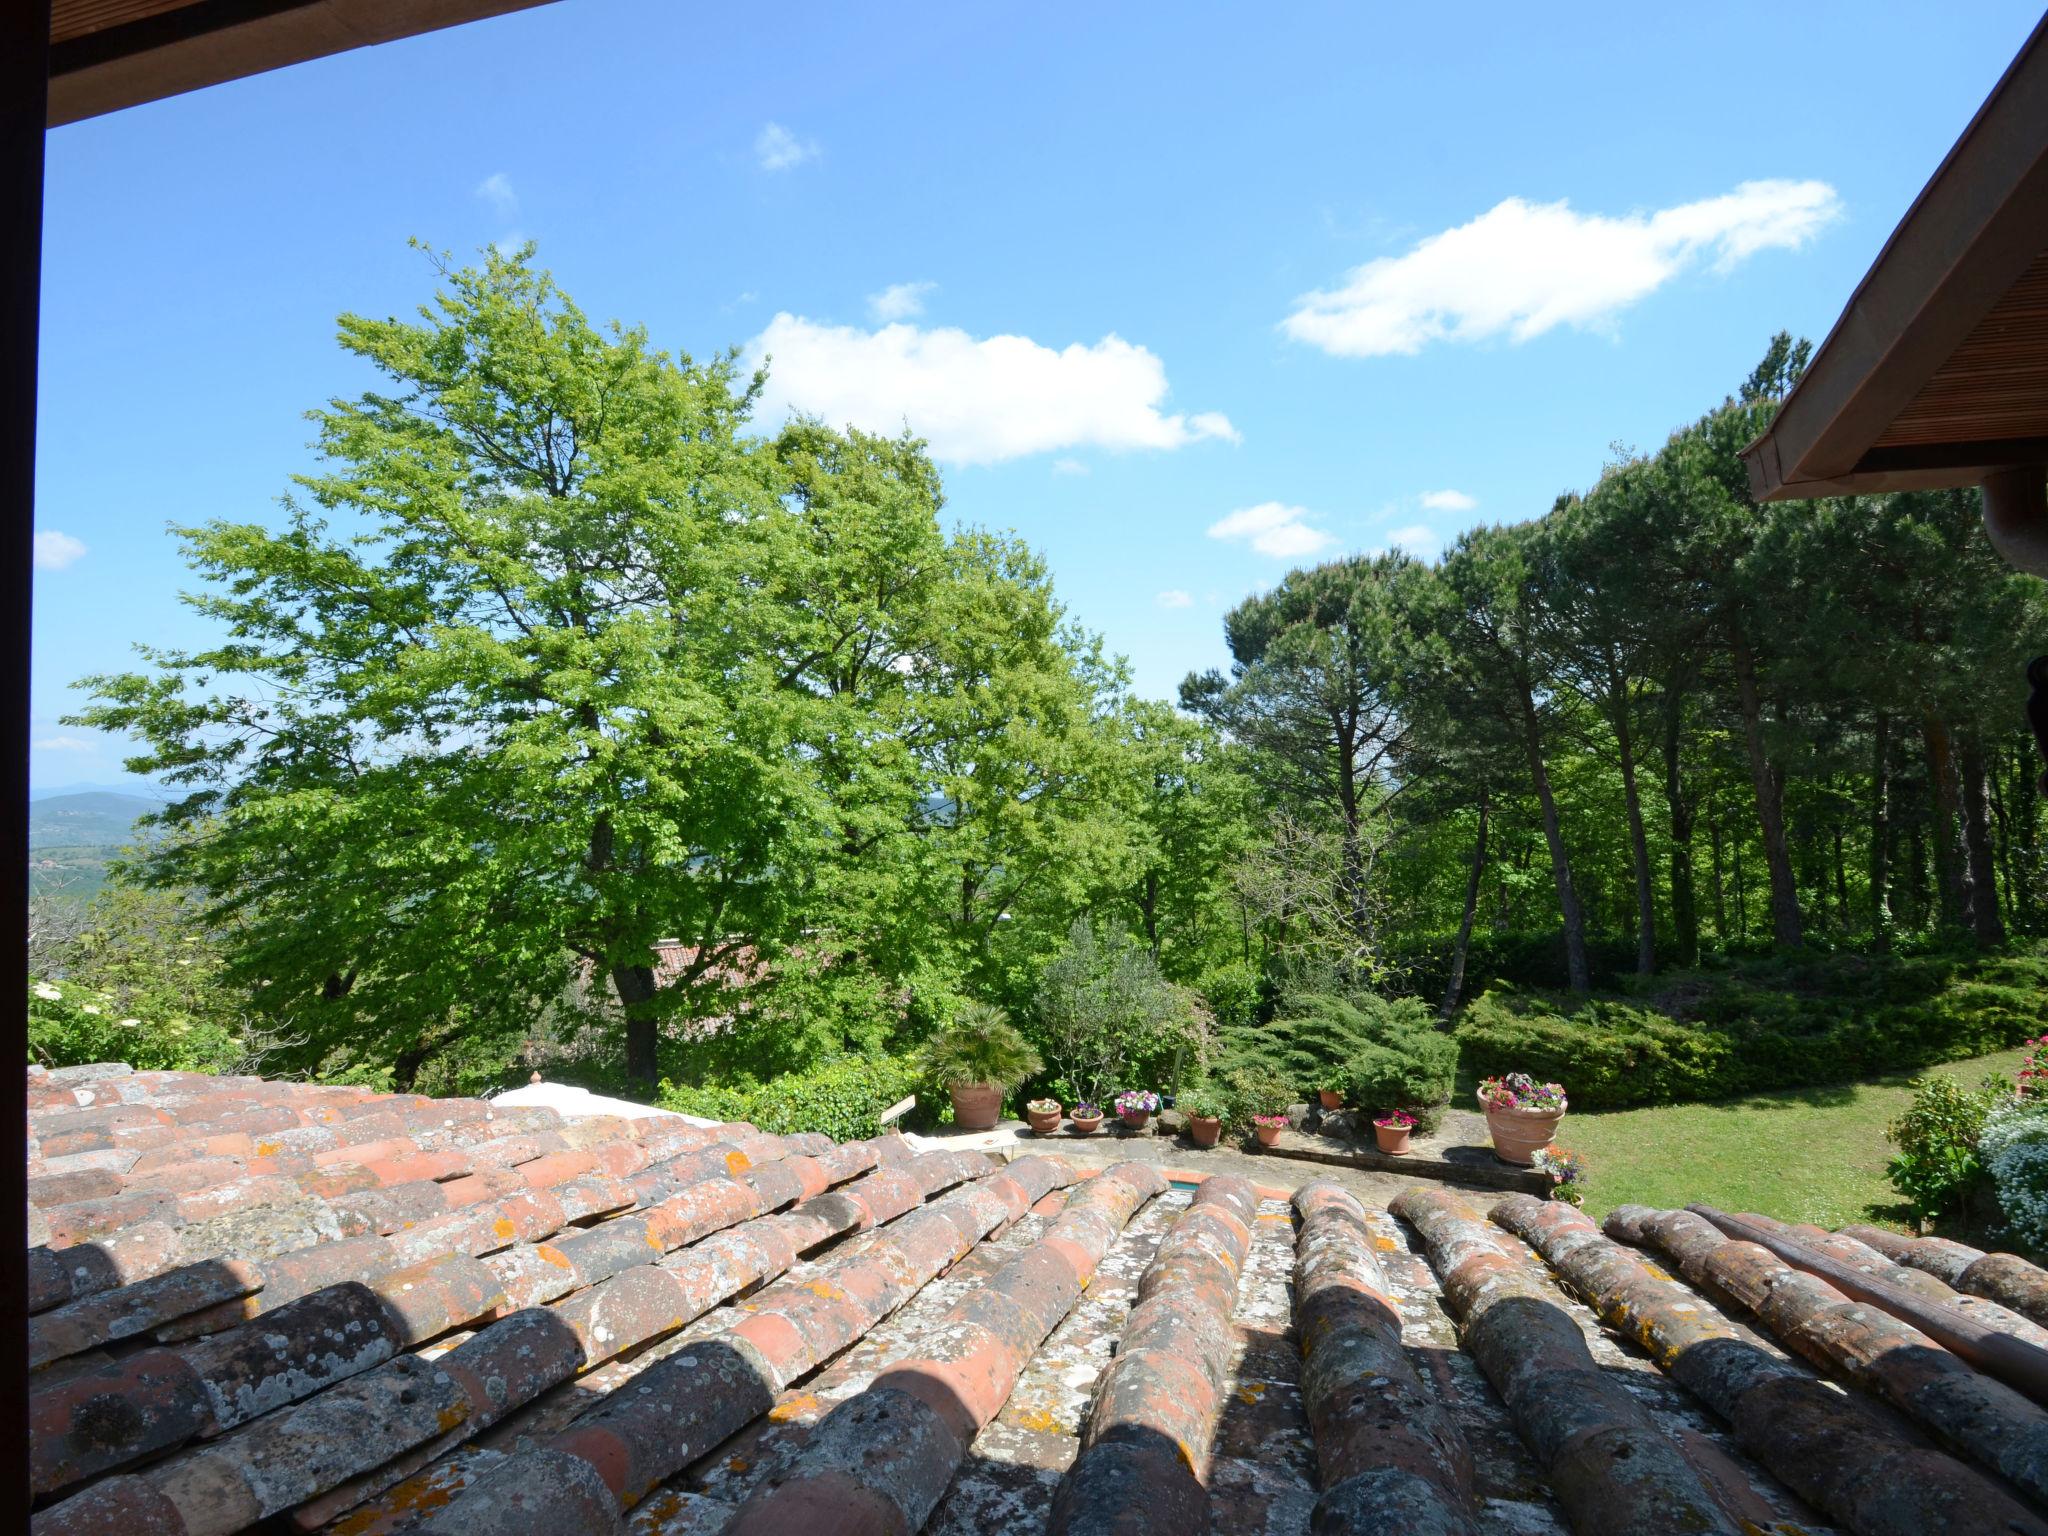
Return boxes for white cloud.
[1419,488,1477,512]
[1051,458,1090,476]
[34,531,86,570]
[868,281,936,322]
[747,314,1238,465]
[1374,524,1442,557]
[1206,502,1334,560]
[474,172,517,217]
[1155,589,1194,609]
[34,735,94,753]
[1284,179,1842,357]
[756,122,819,172]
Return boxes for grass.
[1563,1044,2026,1232]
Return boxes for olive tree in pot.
[923,1003,1043,1132]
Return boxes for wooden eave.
[48,0,558,126]
[1741,12,2048,502]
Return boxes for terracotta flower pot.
[1254,1121,1284,1147]
[1187,1114,1222,1148]
[949,1083,1003,1132]
[1318,1089,1343,1110]
[1119,1109,1151,1132]
[1481,1092,1566,1165]
[1026,1107,1062,1135]
[1373,1122,1413,1156]
[1069,1110,1103,1135]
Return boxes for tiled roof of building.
[23,1060,2048,1535]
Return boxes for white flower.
[32,982,61,1000]
[79,1004,102,1015]
[118,1018,141,1028]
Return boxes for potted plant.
[923,1002,1044,1133]
[1069,1101,1104,1135]
[1478,1073,1568,1165]
[1372,1109,1416,1155]
[1252,1112,1290,1148]
[1317,1081,1345,1112]
[1025,1097,1063,1135]
[1179,1086,1226,1148]
[1532,1146,1587,1206]
[1115,1088,1160,1131]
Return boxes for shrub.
[659,1053,923,1143]
[1219,1063,1295,1127]
[921,1002,1042,1090]
[1178,1083,1228,1122]
[1886,1074,2008,1227]
[1031,917,1212,1100]
[1219,984,1454,1130]
[1455,944,2048,1111]
[29,977,247,1075]
[1345,1032,1458,1133]
[1981,1100,2048,1252]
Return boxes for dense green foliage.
[1026,918,1211,1102]
[1456,944,2048,1110]
[657,1054,925,1142]
[1885,1073,2007,1226]
[1213,984,1456,1129]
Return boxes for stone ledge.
[1246,1129,1551,1195]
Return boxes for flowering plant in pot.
[1025,1097,1063,1134]
[1069,1101,1104,1135]
[1372,1109,1416,1156]
[1179,1085,1226,1148]
[1478,1073,1567,1165]
[922,1003,1043,1133]
[1252,1112,1290,1147]
[1532,1146,1586,1206]
[1114,1088,1161,1130]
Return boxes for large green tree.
[76,248,1128,1088]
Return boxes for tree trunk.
[1959,733,2006,948]
[1832,824,1850,929]
[1660,683,1699,966]
[1708,812,1728,943]
[1730,636,1802,948]
[1334,722,1372,950]
[1921,718,1969,928]
[1140,869,1161,957]
[1870,714,1892,948]
[2016,735,2040,934]
[1440,787,1489,1021]
[1519,688,1590,993]
[614,963,662,1088]
[1612,676,1656,975]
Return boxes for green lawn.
[1566,1044,2026,1231]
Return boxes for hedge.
[1454,944,2048,1111]
[659,1052,924,1142]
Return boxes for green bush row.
[658,1053,925,1142]
[1215,986,1457,1130]
[1455,945,2048,1111]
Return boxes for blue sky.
[30,0,2043,790]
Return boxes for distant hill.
[30,792,163,850]
[28,791,161,900]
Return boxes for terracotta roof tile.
[29,1064,2048,1536]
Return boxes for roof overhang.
[1741,12,2048,502]
[49,0,559,127]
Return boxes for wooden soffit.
[1742,12,2048,501]
[49,0,560,127]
